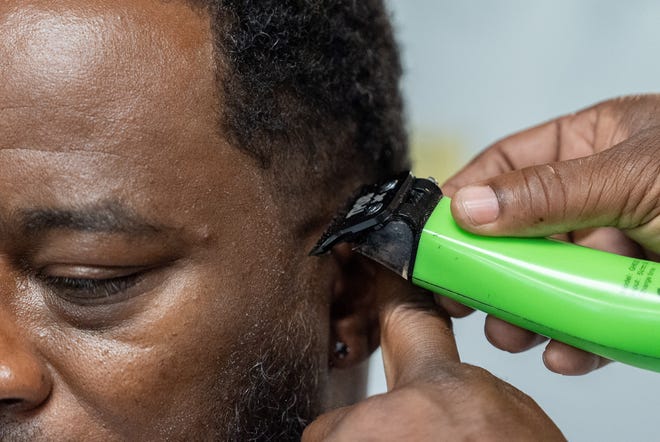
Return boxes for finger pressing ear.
[380,302,459,390]
[375,271,459,390]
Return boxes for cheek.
[35,278,242,436]
[33,246,327,438]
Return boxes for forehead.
[0,0,273,235]
[0,0,213,90]
[0,0,216,147]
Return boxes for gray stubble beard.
[221,307,325,441]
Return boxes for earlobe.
[328,245,381,370]
[329,317,369,369]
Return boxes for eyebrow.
[20,201,164,236]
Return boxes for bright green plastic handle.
[412,197,660,371]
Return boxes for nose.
[0,315,52,414]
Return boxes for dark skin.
[441,96,660,375]
[0,2,323,438]
[0,1,563,440]
[304,270,564,441]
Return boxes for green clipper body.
[312,172,660,372]
[415,197,660,371]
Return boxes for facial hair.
[221,307,324,441]
[0,306,325,441]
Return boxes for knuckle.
[301,423,318,441]
[497,163,572,228]
[348,394,393,422]
[600,137,660,227]
[455,362,491,379]
[526,166,557,222]
[332,393,427,437]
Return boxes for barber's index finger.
[377,273,460,390]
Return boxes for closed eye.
[40,272,144,305]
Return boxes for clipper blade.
[309,172,415,256]
[310,172,442,280]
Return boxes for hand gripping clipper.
[311,172,660,372]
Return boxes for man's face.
[0,1,333,438]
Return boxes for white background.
[368,2,660,441]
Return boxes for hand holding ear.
[439,95,660,375]
[303,269,564,441]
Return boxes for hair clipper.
[311,172,660,372]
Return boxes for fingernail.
[455,185,500,225]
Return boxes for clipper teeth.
[309,172,415,256]
[310,209,350,256]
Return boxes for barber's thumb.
[379,299,459,390]
[450,150,659,241]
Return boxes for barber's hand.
[440,95,660,375]
[303,273,565,441]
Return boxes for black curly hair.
[200,0,409,223]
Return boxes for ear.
[328,244,381,370]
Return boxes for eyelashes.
[39,272,144,305]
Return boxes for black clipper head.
[310,172,442,279]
